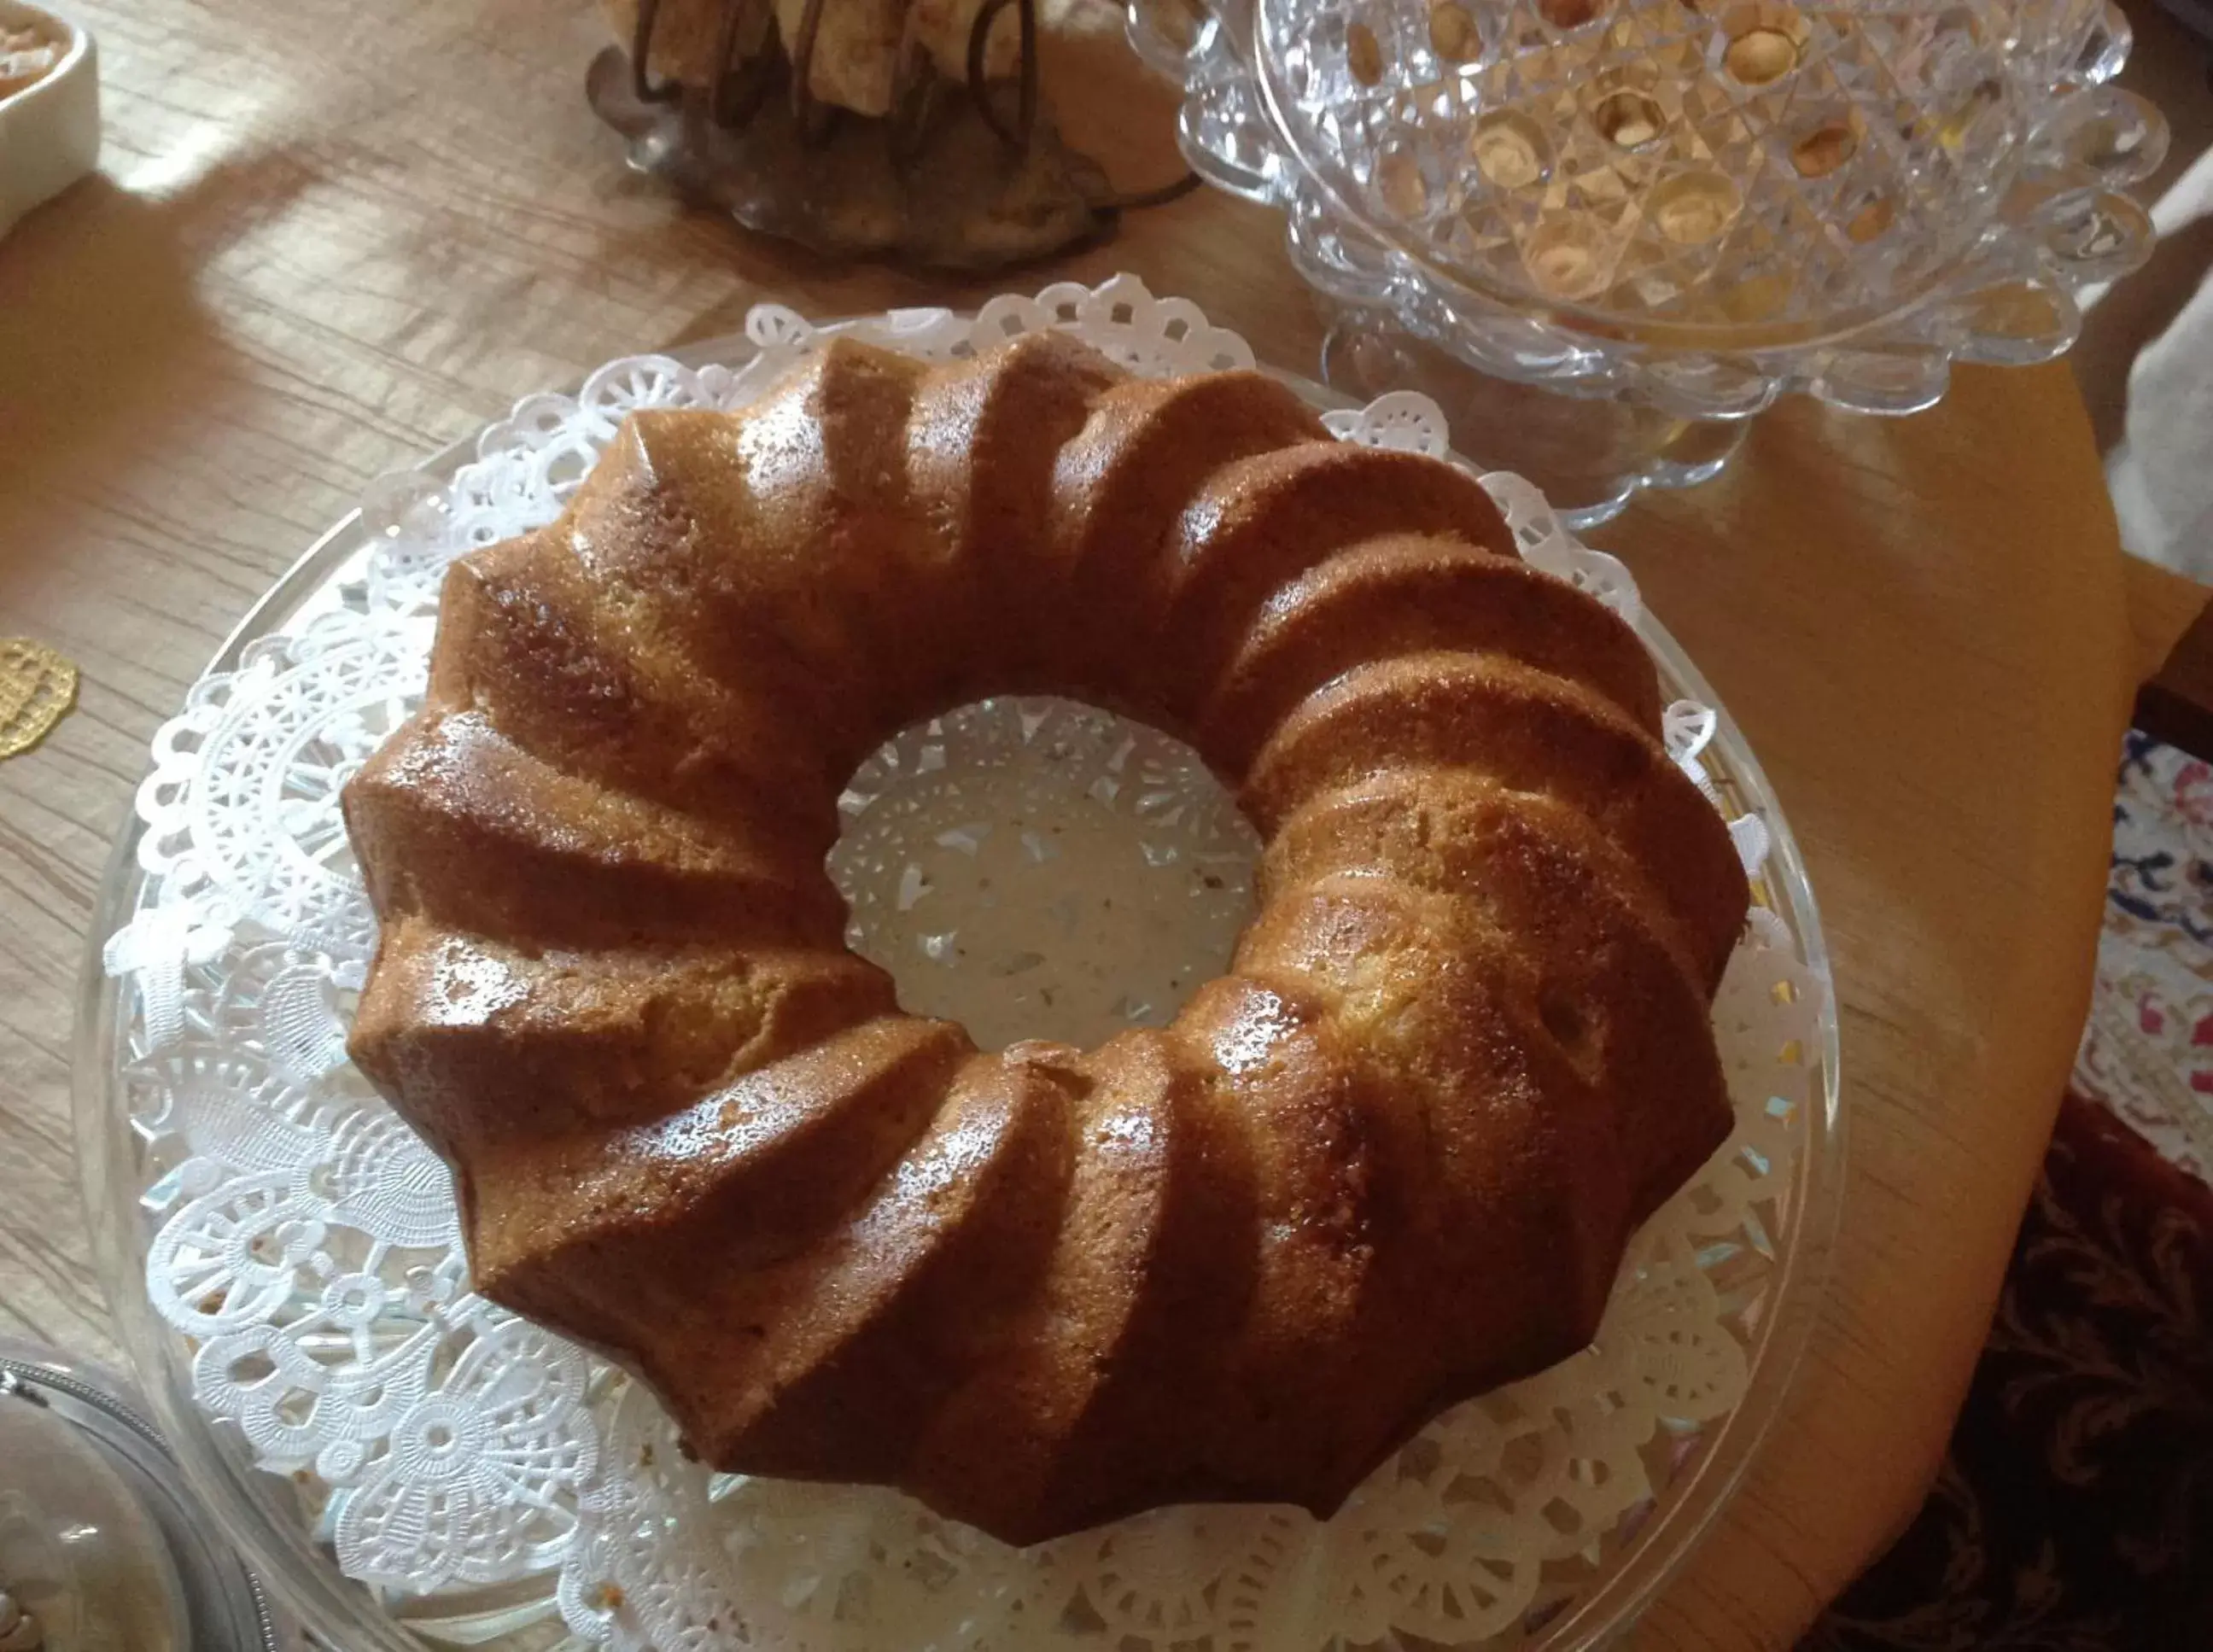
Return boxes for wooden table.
[0,2,2135,1646]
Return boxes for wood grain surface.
[0,2,2136,1646]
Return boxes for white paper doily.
[87,274,1837,1652]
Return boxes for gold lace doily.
[0,638,78,758]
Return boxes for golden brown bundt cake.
[342,330,1750,1546]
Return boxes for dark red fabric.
[1801,1095,2213,1650]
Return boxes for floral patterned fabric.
[1803,731,2213,1650]
[2076,732,2213,1178]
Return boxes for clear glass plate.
[75,286,1843,1652]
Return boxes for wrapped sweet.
[587,0,1187,266]
[600,0,1019,117]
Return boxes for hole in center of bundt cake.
[826,697,1260,1054]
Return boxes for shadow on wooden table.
[0,172,266,583]
[0,173,229,489]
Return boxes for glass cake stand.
[75,275,1843,1652]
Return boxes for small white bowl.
[0,0,97,240]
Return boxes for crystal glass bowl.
[0,1338,287,1650]
[1132,0,2166,419]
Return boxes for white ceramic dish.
[0,0,97,240]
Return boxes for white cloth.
[2109,142,2213,575]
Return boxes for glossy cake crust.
[342,331,1749,1545]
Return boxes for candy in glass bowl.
[1133,0,2167,521]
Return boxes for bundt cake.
[342,330,1750,1546]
